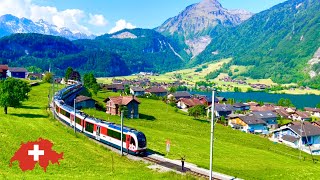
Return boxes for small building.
[75,95,96,109]
[233,103,250,111]
[0,65,8,79]
[145,86,167,97]
[290,111,311,121]
[7,67,28,78]
[28,73,43,80]
[252,111,278,129]
[305,107,320,117]
[130,86,145,96]
[177,98,203,109]
[229,115,268,134]
[207,103,234,118]
[104,84,125,92]
[217,96,228,103]
[104,96,140,119]
[168,91,192,100]
[272,122,320,153]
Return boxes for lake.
[190,91,320,109]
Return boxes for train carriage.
[53,83,147,155]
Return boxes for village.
[2,64,320,156]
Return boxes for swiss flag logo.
[10,138,63,172]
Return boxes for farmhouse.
[177,98,203,109]
[104,96,140,118]
[130,86,145,96]
[252,111,278,129]
[7,67,28,78]
[233,103,250,111]
[272,122,320,154]
[229,115,268,134]
[168,91,192,100]
[145,86,167,97]
[75,95,96,109]
[207,103,234,118]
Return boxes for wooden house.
[7,67,28,79]
[104,96,140,119]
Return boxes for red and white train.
[53,83,147,155]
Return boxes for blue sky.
[0,0,287,35]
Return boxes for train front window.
[137,133,146,148]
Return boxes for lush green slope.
[197,0,320,85]
[85,89,320,179]
[0,83,189,179]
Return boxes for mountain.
[156,0,253,58]
[0,14,94,40]
[197,0,320,86]
[0,29,185,77]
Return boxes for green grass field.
[0,83,192,179]
[85,89,320,179]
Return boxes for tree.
[42,72,53,83]
[277,98,294,107]
[65,67,73,81]
[188,105,206,119]
[83,73,100,95]
[317,103,320,108]
[0,78,31,114]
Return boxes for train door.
[126,135,130,151]
[70,114,74,127]
[96,126,100,141]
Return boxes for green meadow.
[84,89,320,180]
[0,83,192,179]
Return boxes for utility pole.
[209,90,215,180]
[121,111,124,156]
[74,99,76,133]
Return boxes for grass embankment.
[85,90,320,180]
[0,83,189,179]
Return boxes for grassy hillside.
[85,89,320,179]
[0,83,189,179]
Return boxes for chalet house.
[272,122,320,153]
[275,107,290,119]
[233,103,250,111]
[168,91,192,100]
[104,84,125,92]
[75,95,96,109]
[104,96,140,118]
[177,98,203,109]
[207,103,234,118]
[7,67,28,78]
[145,86,167,97]
[305,107,320,117]
[252,111,278,129]
[290,111,311,121]
[130,86,145,96]
[228,115,268,134]
[0,65,8,79]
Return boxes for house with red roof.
[104,96,140,118]
[177,98,203,109]
[0,65,8,79]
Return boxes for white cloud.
[108,19,136,34]
[0,0,108,35]
[89,14,108,27]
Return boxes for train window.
[137,133,146,148]
[107,130,126,141]
[85,122,94,133]
[75,117,81,124]
[130,137,136,146]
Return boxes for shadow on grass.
[20,105,41,110]
[10,113,48,118]
[194,118,210,123]
[146,148,165,156]
[139,113,156,121]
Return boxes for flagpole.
[209,90,215,179]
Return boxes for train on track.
[52,82,147,155]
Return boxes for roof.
[146,86,167,93]
[75,95,95,103]
[214,103,234,112]
[130,86,145,92]
[295,111,311,119]
[0,65,8,72]
[304,107,320,113]
[171,91,192,98]
[239,116,266,125]
[179,98,203,107]
[233,103,249,108]
[247,101,259,106]
[104,96,140,105]
[275,108,290,117]
[288,122,320,137]
[282,135,299,143]
[105,84,124,90]
[8,67,27,73]
[252,111,277,119]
